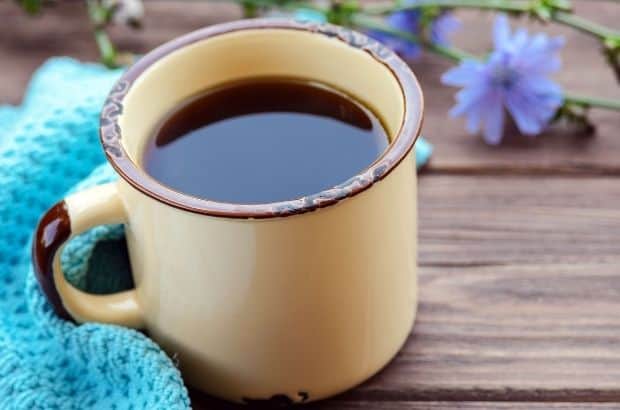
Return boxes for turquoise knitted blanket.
[0,57,431,409]
[0,58,189,409]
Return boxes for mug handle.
[32,182,144,328]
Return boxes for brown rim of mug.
[99,18,424,219]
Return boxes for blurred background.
[2,2,620,409]
[2,1,618,163]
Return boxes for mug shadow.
[189,388,348,409]
[189,389,287,409]
[189,389,339,409]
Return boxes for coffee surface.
[143,78,389,204]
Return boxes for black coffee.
[143,78,389,204]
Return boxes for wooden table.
[2,2,619,409]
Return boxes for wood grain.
[348,176,620,403]
[418,175,620,266]
[1,2,619,174]
[191,175,620,407]
[312,404,620,410]
[189,395,620,409]
[313,404,620,409]
[3,1,620,408]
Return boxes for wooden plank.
[312,404,620,409]
[314,404,619,410]
[186,175,620,406]
[349,175,620,402]
[418,175,620,266]
[344,264,620,401]
[2,2,619,173]
[189,395,620,409]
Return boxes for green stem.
[427,42,475,62]
[241,1,260,18]
[351,13,475,61]
[94,28,118,68]
[351,14,620,112]
[365,0,620,43]
[86,0,118,68]
[564,92,620,110]
[552,10,620,40]
[223,0,327,13]
[365,0,530,15]
[209,0,620,113]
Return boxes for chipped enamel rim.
[99,18,424,219]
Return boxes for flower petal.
[387,9,420,33]
[503,76,563,135]
[449,96,482,135]
[465,103,483,134]
[505,92,542,135]
[449,85,494,136]
[481,90,505,144]
[444,13,567,143]
[441,60,483,87]
[493,14,511,49]
[516,34,565,74]
[509,28,530,55]
[367,30,421,59]
[432,13,461,45]
[450,84,491,117]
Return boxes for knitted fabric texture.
[0,57,431,409]
[0,58,189,409]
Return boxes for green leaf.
[530,0,573,20]
[604,36,620,51]
[547,0,572,12]
[18,0,43,14]
[326,0,359,25]
[533,6,551,21]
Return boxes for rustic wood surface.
[2,1,620,409]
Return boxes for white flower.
[104,0,144,27]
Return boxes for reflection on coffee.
[143,78,389,204]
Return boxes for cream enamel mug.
[32,18,423,404]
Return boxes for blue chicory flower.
[431,13,461,46]
[441,14,565,144]
[367,0,460,59]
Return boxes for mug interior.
[119,27,405,171]
[103,20,423,218]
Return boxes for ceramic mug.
[32,18,423,404]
